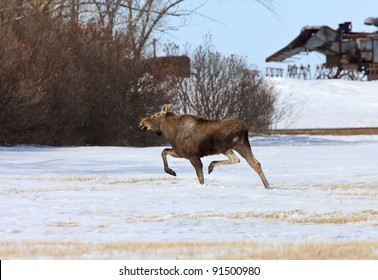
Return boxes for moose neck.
[160,113,180,143]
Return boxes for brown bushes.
[0,11,168,146]
[0,7,282,147]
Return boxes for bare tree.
[164,37,281,132]
[3,1,276,58]
[2,1,198,56]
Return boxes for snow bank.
[273,78,378,129]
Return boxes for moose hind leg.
[249,156,270,189]
[208,150,240,174]
[189,157,204,184]
[161,148,180,176]
[235,145,270,189]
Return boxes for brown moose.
[139,104,270,189]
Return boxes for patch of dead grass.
[51,221,81,228]
[1,185,87,195]
[58,175,109,183]
[1,240,378,259]
[109,177,179,185]
[128,209,378,225]
[0,176,179,195]
[314,183,378,191]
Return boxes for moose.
[139,104,270,189]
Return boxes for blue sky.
[162,0,378,72]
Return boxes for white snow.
[273,78,378,128]
[1,79,378,259]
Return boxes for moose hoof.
[208,165,214,174]
[165,168,177,176]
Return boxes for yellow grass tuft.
[51,221,81,228]
[109,177,179,184]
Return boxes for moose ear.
[161,104,172,114]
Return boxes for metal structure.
[265,67,284,77]
[266,18,378,80]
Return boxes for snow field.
[1,135,378,259]
[1,78,378,259]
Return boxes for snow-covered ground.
[1,79,378,259]
[273,78,378,129]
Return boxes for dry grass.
[51,221,81,228]
[1,240,378,259]
[109,177,179,184]
[314,183,378,192]
[0,176,180,195]
[128,209,378,225]
[25,175,104,182]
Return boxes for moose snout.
[139,120,148,130]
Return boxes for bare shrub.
[164,38,284,133]
[1,14,98,145]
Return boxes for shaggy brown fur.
[140,104,270,189]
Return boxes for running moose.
[139,104,270,189]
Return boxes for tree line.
[0,0,282,147]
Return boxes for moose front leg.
[161,148,180,176]
[189,157,204,184]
